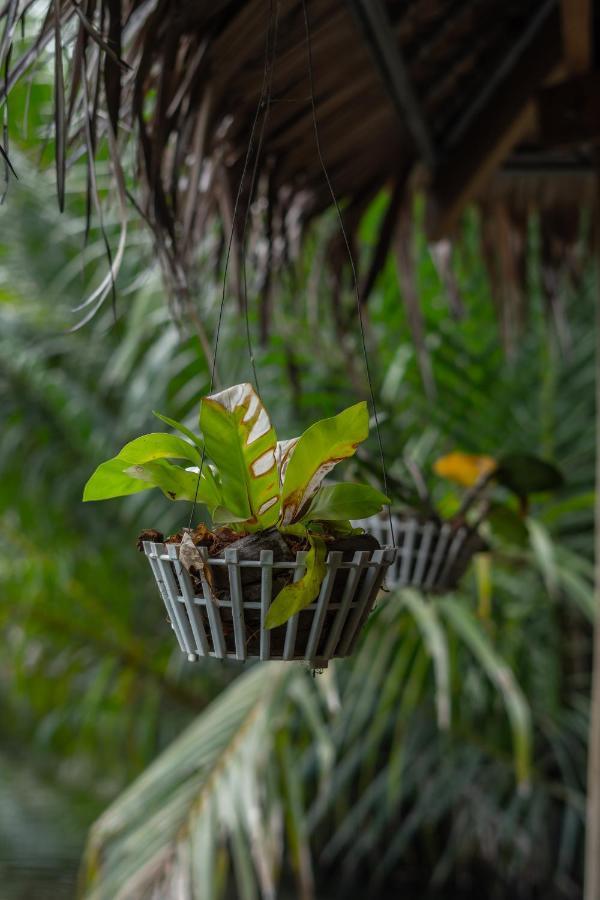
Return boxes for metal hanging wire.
[300,0,396,544]
[189,0,395,545]
[187,0,278,529]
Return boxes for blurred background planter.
[353,514,486,592]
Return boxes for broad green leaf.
[124,459,209,502]
[486,503,528,547]
[265,535,327,629]
[153,411,203,448]
[200,383,280,528]
[496,453,564,497]
[82,433,221,506]
[279,402,369,526]
[116,432,202,467]
[304,483,389,522]
[211,506,253,525]
[83,457,152,501]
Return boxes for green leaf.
[82,433,221,506]
[304,483,389,522]
[527,518,558,596]
[279,402,369,526]
[399,589,451,729]
[265,535,327,629]
[200,383,280,528]
[486,503,529,547]
[496,453,564,497]
[441,601,532,785]
[124,459,209,502]
[211,506,253,525]
[152,411,203,448]
[81,664,293,900]
[83,457,151,501]
[116,432,202,467]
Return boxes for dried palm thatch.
[0,0,595,360]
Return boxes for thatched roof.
[1,0,596,350]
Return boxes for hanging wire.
[187,0,276,529]
[239,0,281,395]
[300,0,396,544]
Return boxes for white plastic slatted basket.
[143,541,396,667]
[352,515,484,592]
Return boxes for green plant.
[431,449,564,549]
[83,382,389,627]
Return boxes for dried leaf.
[136,528,164,551]
[179,531,216,598]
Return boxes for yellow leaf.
[434,451,497,487]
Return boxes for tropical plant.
[430,449,565,546]
[0,157,595,899]
[83,383,388,627]
[76,215,595,900]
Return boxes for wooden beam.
[444,0,559,150]
[426,8,562,240]
[344,0,436,168]
[539,71,600,148]
[561,0,592,73]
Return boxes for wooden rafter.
[426,6,562,240]
[344,0,436,168]
[561,0,592,73]
[538,71,600,149]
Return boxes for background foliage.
[0,150,595,898]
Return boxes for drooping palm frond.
[1,143,595,898]
[82,663,314,900]
[0,1,593,350]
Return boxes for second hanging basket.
[352,514,486,593]
[143,539,395,668]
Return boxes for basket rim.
[352,514,485,544]
[143,540,397,569]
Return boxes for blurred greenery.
[0,147,595,900]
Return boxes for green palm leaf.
[82,664,296,900]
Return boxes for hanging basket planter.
[353,514,486,594]
[143,537,395,667]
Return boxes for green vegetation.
[84,384,388,627]
[0,159,595,898]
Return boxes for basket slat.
[196,545,227,658]
[424,522,451,589]
[225,548,246,661]
[151,542,197,656]
[322,550,369,659]
[412,520,435,586]
[145,542,187,650]
[338,548,387,655]
[400,519,417,584]
[283,550,308,661]
[167,543,209,659]
[305,551,343,663]
[259,550,273,661]
[437,526,467,588]
[346,547,396,655]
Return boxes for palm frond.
[81,663,305,900]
